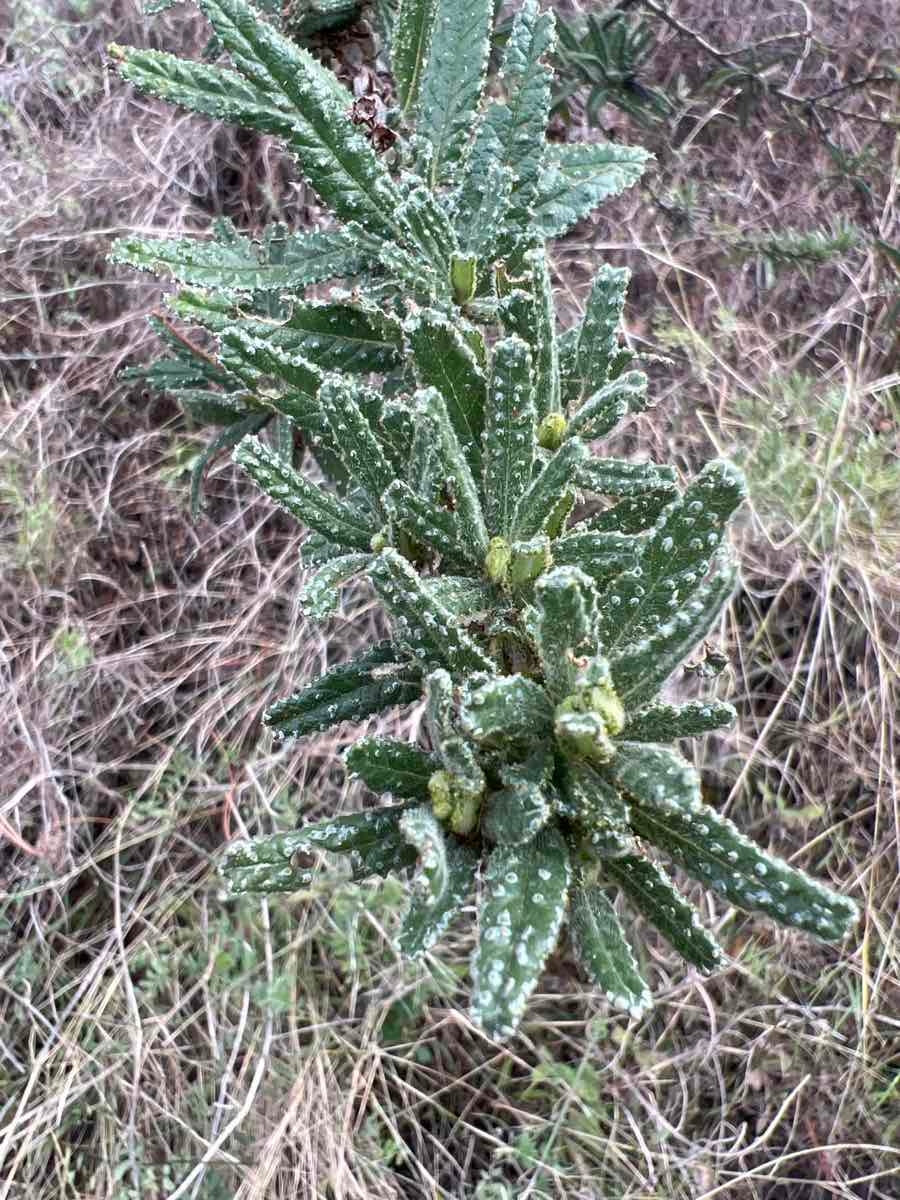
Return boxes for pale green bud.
[484,536,511,584]
[537,412,567,451]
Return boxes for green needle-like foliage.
[113,0,858,1041]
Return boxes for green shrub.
[110,0,857,1040]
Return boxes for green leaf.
[234,302,403,374]
[625,701,736,742]
[196,0,401,234]
[112,228,370,291]
[569,884,650,1016]
[221,802,416,893]
[534,566,596,700]
[481,750,553,846]
[610,548,739,707]
[578,457,677,498]
[604,855,723,974]
[406,310,487,479]
[598,460,746,650]
[177,389,253,427]
[562,264,630,404]
[345,737,438,799]
[392,0,439,116]
[483,336,536,537]
[460,674,554,751]
[397,183,458,277]
[190,411,271,517]
[383,480,481,569]
[416,0,494,183]
[557,759,633,856]
[553,530,639,587]
[499,248,559,419]
[605,743,701,813]
[471,826,571,1039]
[397,807,479,956]
[533,142,651,239]
[568,372,648,439]
[369,548,495,674]
[424,576,495,617]
[263,643,421,740]
[318,374,395,512]
[585,489,675,535]
[512,438,588,539]
[219,328,323,407]
[413,387,488,555]
[629,797,858,942]
[455,160,515,261]
[300,552,372,619]
[234,434,377,550]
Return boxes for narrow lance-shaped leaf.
[482,335,536,537]
[578,456,677,498]
[481,750,553,846]
[629,797,858,942]
[471,826,571,1039]
[383,480,482,569]
[406,310,487,479]
[552,530,639,587]
[263,642,421,741]
[318,375,395,513]
[610,547,739,707]
[585,488,675,535]
[533,142,651,240]
[598,460,746,650]
[196,0,402,235]
[512,437,588,539]
[233,302,403,374]
[397,807,479,956]
[392,0,439,116]
[397,184,458,276]
[534,566,596,700]
[299,552,372,620]
[346,737,438,800]
[190,411,268,517]
[234,434,377,550]
[499,248,559,419]
[460,674,554,751]
[415,387,488,555]
[604,855,723,974]
[221,802,416,894]
[369,549,495,674]
[625,701,736,742]
[569,884,650,1016]
[563,264,630,405]
[416,0,494,183]
[604,742,702,813]
[568,372,648,440]
[558,760,633,857]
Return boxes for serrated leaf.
[460,674,554,751]
[553,530,639,586]
[579,457,677,498]
[189,411,268,516]
[424,576,495,617]
[568,372,648,439]
[499,248,559,420]
[111,227,371,291]
[392,0,439,116]
[625,701,736,742]
[483,336,536,537]
[235,302,403,374]
[197,0,402,234]
[482,750,553,846]
[455,160,515,261]
[397,183,458,276]
[585,489,675,535]
[604,855,723,973]
[263,642,421,740]
[569,884,650,1015]
[300,552,371,619]
[345,737,438,799]
[563,265,630,405]
[610,548,739,707]
[234,434,377,550]
[383,480,480,570]
[471,826,571,1039]
[406,310,487,479]
[629,797,858,942]
[219,328,323,409]
[221,801,416,893]
[416,0,494,183]
[533,143,651,240]
[398,812,478,957]
[177,389,254,427]
[605,743,701,813]
[598,460,746,650]
[534,566,596,699]
[369,549,495,674]
[413,387,488,554]
[558,759,633,855]
[512,438,587,539]
[318,374,395,511]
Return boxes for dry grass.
[1,0,898,1197]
